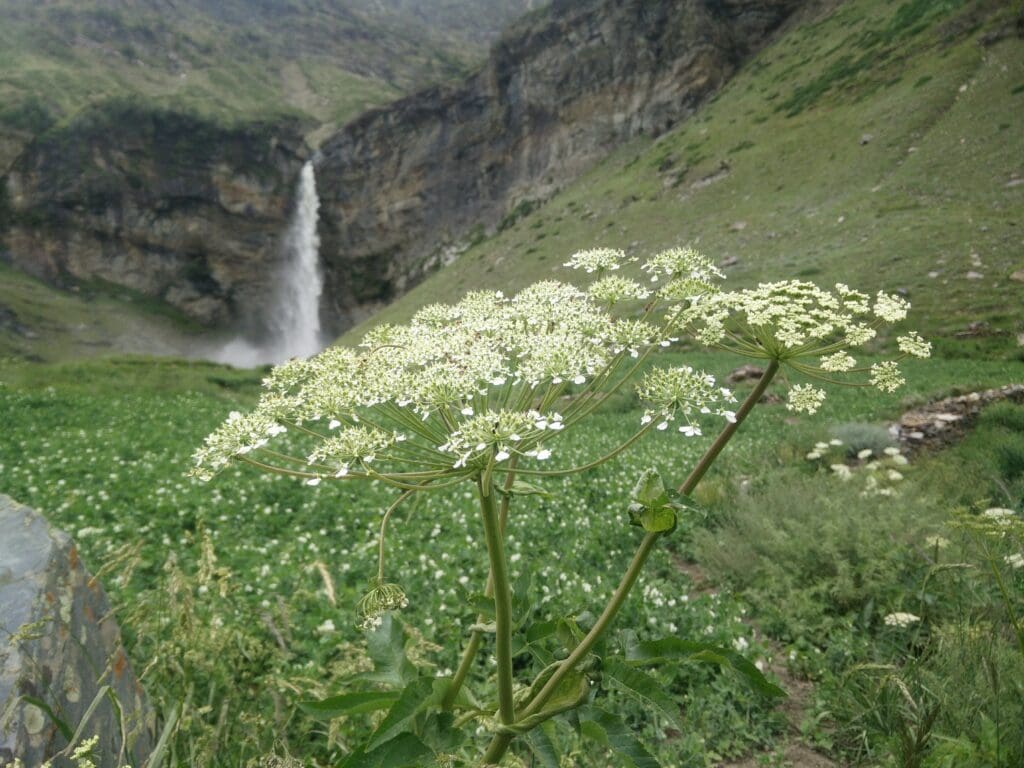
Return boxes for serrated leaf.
[299,691,399,719]
[525,722,561,768]
[342,732,432,768]
[631,468,669,508]
[526,618,559,644]
[367,677,433,751]
[624,636,786,699]
[581,707,661,768]
[604,659,683,730]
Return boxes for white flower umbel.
[884,612,921,628]
[675,280,927,412]
[563,247,628,273]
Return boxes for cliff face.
[1,103,307,328]
[316,0,806,330]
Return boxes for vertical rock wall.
[316,0,807,330]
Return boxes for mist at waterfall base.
[213,162,326,368]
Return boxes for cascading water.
[214,160,325,367]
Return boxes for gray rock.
[0,495,155,768]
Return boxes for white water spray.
[214,161,325,367]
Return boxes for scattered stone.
[907,146,918,153]
[0,496,156,767]
[896,287,910,297]
[1010,270,1024,282]
[892,384,1024,452]
[729,221,747,232]
[928,271,939,278]
[1017,333,1024,347]
[726,364,765,385]
[965,271,983,279]
[720,255,740,268]
[859,133,874,145]
[837,215,845,224]
[1007,178,1024,188]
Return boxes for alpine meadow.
[0,1,1022,768]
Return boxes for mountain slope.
[315,0,806,331]
[341,0,1024,358]
[0,0,537,167]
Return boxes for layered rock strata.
[316,0,806,329]
[1,103,307,329]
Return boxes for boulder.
[0,495,155,768]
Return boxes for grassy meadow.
[0,0,1022,765]
[1,348,1022,766]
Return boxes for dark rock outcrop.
[2,101,308,329]
[0,495,155,767]
[316,0,806,330]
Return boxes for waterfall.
[214,161,325,367]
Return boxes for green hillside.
[0,0,534,165]
[346,0,1024,359]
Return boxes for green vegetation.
[344,0,1023,363]
[0,0,532,165]
[1,343,1021,765]
[0,0,1021,765]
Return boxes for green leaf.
[342,732,433,768]
[367,677,433,751]
[525,722,561,768]
[581,707,661,768]
[624,636,786,699]
[603,659,684,730]
[299,691,400,719]
[639,506,676,533]
[356,613,417,687]
[526,618,559,644]
[500,480,550,497]
[19,695,72,741]
[511,668,590,732]
[631,468,669,508]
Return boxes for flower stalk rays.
[192,243,927,764]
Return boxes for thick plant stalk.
[478,474,516,725]
[480,360,780,765]
[443,459,519,711]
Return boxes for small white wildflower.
[897,331,931,358]
[806,451,822,460]
[857,448,873,459]
[787,384,827,415]
[564,247,627,273]
[820,351,856,372]
[925,535,950,549]
[830,464,852,481]
[1005,553,1024,569]
[316,619,336,634]
[982,508,1016,526]
[884,612,920,628]
[870,361,905,393]
[873,291,910,322]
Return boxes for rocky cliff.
[316,0,807,330]
[1,102,307,329]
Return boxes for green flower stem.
[507,419,657,477]
[980,538,1024,657]
[480,359,781,764]
[376,488,419,582]
[678,359,779,494]
[516,532,660,723]
[443,459,519,711]
[477,473,516,725]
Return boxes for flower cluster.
[636,366,736,436]
[675,280,928,411]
